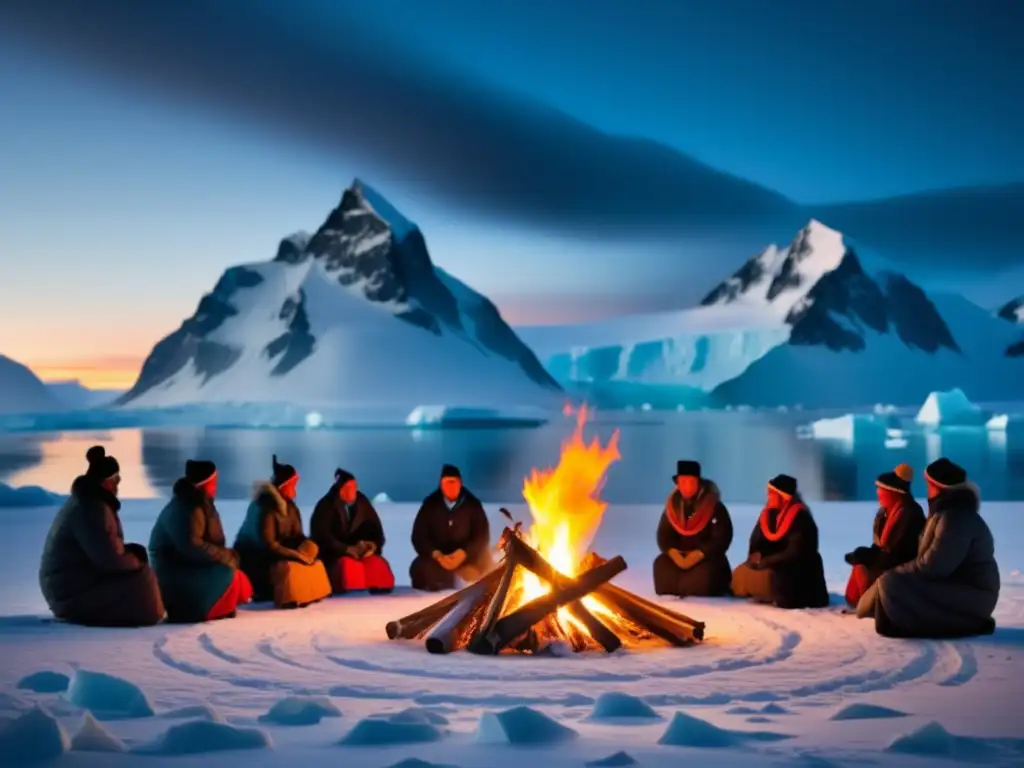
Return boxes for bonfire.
[386,405,705,654]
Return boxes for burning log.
[467,551,520,653]
[595,584,703,645]
[505,535,622,653]
[472,556,627,655]
[385,567,503,640]
[425,574,499,654]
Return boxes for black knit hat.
[876,463,913,494]
[440,463,461,480]
[768,474,797,497]
[185,459,217,485]
[673,460,701,480]
[85,445,119,481]
[334,468,355,486]
[924,457,967,489]
[272,454,298,486]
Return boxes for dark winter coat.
[654,481,734,596]
[310,487,386,561]
[234,482,316,600]
[852,498,926,581]
[746,497,829,609]
[149,479,238,623]
[40,475,163,626]
[411,488,491,568]
[875,483,1000,637]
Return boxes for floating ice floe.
[405,405,548,428]
[802,413,887,442]
[915,388,987,428]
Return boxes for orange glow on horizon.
[29,360,141,391]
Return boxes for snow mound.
[885,720,955,755]
[587,691,662,721]
[830,702,907,721]
[383,707,449,726]
[258,695,341,726]
[804,414,886,442]
[475,705,578,746]
[746,716,773,723]
[65,669,154,720]
[373,492,393,503]
[405,405,548,428]
[135,720,272,755]
[657,710,790,748]
[0,483,66,508]
[159,704,226,722]
[915,388,986,427]
[340,713,444,746]
[71,712,127,752]
[885,720,1024,761]
[586,751,638,766]
[17,670,70,693]
[0,706,70,764]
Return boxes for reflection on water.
[1,412,1023,503]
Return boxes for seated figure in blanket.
[653,460,734,597]
[843,463,925,607]
[409,464,493,591]
[234,456,332,609]
[149,459,253,623]
[731,474,829,610]
[856,458,999,638]
[310,468,394,594]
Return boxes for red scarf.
[876,501,904,549]
[758,499,804,542]
[664,489,718,536]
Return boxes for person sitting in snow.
[653,460,734,598]
[856,458,999,638]
[843,463,925,608]
[409,464,493,591]
[149,460,252,623]
[310,468,394,594]
[731,474,829,609]
[39,446,164,627]
[234,456,332,609]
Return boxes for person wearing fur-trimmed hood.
[233,455,332,608]
[731,474,829,609]
[843,463,926,607]
[856,458,999,638]
[653,460,734,597]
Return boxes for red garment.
[758,500,805,542]
[877,501,905,549]
[844,564,871,607]
[206,570,253,621]
[330,555,395,593]
[664,488,719,536]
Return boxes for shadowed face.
[440,476,462,502]
[676,475,699,499]
[926,479,941,500]
[767,488,787,508]
[101,475,121,497]
[876,486,901,507]
[203,476,218,499]
[278,476,298,500]
[340,479,358,505]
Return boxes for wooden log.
[467,553,520,653]
[385,567,503,640]
[596,583,706,641]
[506,536,622,653]
[425,576,496,654]
[473,556,627,655]
[593,584,703,645]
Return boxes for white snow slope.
[523,220,1024,408]
[119,181,561,413]
[1,497,1022,767]
[0,355,59,415]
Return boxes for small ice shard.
[65,669,155,720]
[134,720,273,755]
[475,706,578,746]
[71,712,128,752]
[588,691,662,720]
[885,720,954,755]
[258,695,341,726]
[340,714,443,746]
[586,751,638,766]
[0,706,70,763]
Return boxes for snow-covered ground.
[1,498,1022,766]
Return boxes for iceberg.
[915,388,986,428]
[405,405,549,428]
[986,414,1009,431]
[803,414,887,442]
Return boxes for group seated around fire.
[408,464,494,591]
[654,460,734,598]
[853,458,1000,639]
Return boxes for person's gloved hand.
[679,550,705,570]
[448,549,468,569]
[668,549,688,569]
[844,551,857,566]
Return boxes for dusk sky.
[1,0,1021,388]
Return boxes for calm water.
[1,412,1023,503]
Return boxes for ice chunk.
[372,492,393,504]
[657,710,790,748]
[586,751,638,766]
[986,414,1009,431]
[475,706,578,746]
[915,388,986,427]
[885,720,954,755]
[805,414,886,442]
[382,707,449,726]
[388,759,458,768]
[0,482,66,508]
[0,706,70,763]
[405,405,548,428]
[830,702,907,721]
[17,670,70,693]
[258,695,341,726]
[340,713,444,746]
[587,692,662,721]
[71,712,128,752]
[305,411,324,429]
[159,704,226,722]
[135,720,272,755]
[65,669,155,720]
